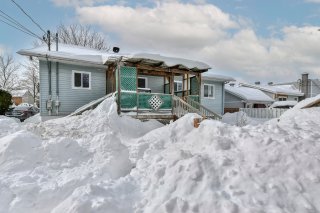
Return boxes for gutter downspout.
[55,33,60,115]
[222,82,225,115]
[46,55,52,116]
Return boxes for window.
[203,84,215,98]
[138,77,147,88]
[72,71,91,89]
[278,97,287,101]
[174,81,183,92]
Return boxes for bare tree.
[21,58,39,104]
[56,23,110,51]
[0,54,20,91]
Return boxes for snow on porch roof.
[17,44,210,71]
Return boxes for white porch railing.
[173,96,221,120]
[184,96,222,120]
[239,108,287,119]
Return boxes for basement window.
[72,71,91,89]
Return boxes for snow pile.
[133,112,320,212]
[0,97,320,212]
[293,94,320,109]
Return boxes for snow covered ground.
[0,97,320,213]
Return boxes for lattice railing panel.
[120,66,137,91]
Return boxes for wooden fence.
[239,108,287,119]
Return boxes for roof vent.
[113,47,120,53]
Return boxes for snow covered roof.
[18,44,210,71]
[202,72,235,82]
[10,90,29,97]
[225,85,274,103]
[269,101,298,108]
[240,83,304,96]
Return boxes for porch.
[106,55,221,120]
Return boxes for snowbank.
[0,97,320,213]
[293,94,320,109]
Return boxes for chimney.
[268,82,273,86]
[301,73,309,99]
[255,81,260,85]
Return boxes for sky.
[1,0,320,83]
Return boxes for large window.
[72,71,91,89]
[174,81,183,92]
[203,84,215,98]
[138,77,147,88]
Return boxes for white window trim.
[174,81,183,92]
[138,77,148,88]
[203,83,215,99]
[72,70,91,90]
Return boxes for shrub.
[0,89,12,115]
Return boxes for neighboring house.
[18,43,222,120]
[240,83,304,102]
[224,84,274,113]
[201,73,234,115]
[273,73,320,99]
[10,90,33,106]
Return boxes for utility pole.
[47,30,51,51]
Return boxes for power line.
[10,0,46,34]
[0,9,43,40]
[0,18,41,40]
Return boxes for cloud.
[77,2,238,49]
[75,2,320,82]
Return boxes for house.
[240,82,304,102]
[10,89,33,106]
[18,43,222,120]
[224,84,274,113]
[200,73,234,115]
[273,73,320,99]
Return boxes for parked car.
[18,103,34,107]
[4,106,15,116]
[6,105,39,122]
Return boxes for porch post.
[182,74,185,98]
[170,69,174,95]
[186,73,189,96]
[198,73,202,103]
[170,69,174,115]
[117,62,121,115]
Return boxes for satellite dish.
[113,47,120,53]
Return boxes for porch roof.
[17,43,210,72]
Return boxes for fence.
[239,108,287,119]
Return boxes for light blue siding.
[286,95,299,101]
[200,80,224,115]
[141,75,164,93]
[224,91,245,109]
[39,60,106,116]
